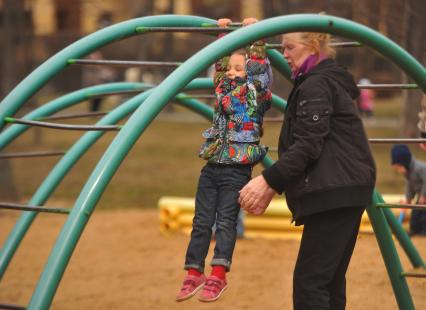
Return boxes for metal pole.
[40,111,109,121]
[357,83,418,89]
[0,151,65,159]
[0,15,218,131]
[383,208,426,269]
[377,203,426,210]
[266,41,362,49]
[0,202,70,214]
[369,138,426,143]
[136,26,236,33]
[68,59,182,67]
[28,14,425,310]
[368,191,415,310]
[5,117,121,131]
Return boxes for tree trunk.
[402,0,426,137]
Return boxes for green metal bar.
[136,26,237,33]
[0,15,217,131]
[0,78,284,293]
[369,138,426,144]
[0,151,65,159]
[368,191,415,310]
[0,78,211,281]
[377,203,426,211]
[382,207,426,269]
[4,117,121,131]
[0,203,70,214]
[40,111,109,121]
[0,13,418,309]
[357,83,418,90]
[68,59,182,67]
[401,272,426,278]
[0,83,146,150]
[27,14,425,310]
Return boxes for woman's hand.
[242,17,258,26]
[239,175,276,215]
[217,18,232,28]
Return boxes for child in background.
[391,144,426,236]
[357,78,375,117]
[176,17,272,302]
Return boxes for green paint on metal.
[0,13,422,310]
[0,78,283,291]
[0,15,217,131]
[3,117,15,123]
[66,59,76,65]
[134,26,149,33]
[369,191,416,310]
[382,208,426,269]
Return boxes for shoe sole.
[176,282,205,302]
[198,285,228,302]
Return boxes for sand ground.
[0,208,425,310]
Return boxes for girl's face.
[226,53,246,80]
[282,33,314,72]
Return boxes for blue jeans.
[184,163,251,272]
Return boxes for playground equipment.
[158,195,410,239]
[0,14,424,310]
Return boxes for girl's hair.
[231,48,247,57]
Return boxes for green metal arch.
[26,14,426,310]
[0,15,215,130]
[0,79,286,282]
[0,14,290,131]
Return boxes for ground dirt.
[0,208,425,310]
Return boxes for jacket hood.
[308,59,360,100]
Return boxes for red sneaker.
[198,275,227,302]
[176,274,206,302]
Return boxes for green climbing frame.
[0,14,424,310]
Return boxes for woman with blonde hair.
[239,31,376,309]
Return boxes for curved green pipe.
[0,15,216,131]
[0,84,286,150]
[0,15,292,132]
[0,82,146,150]
[0,79,285,281]
[28,14,425,310]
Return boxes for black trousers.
[409,209,426,235]
[293,206,365,310]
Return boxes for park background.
[0,0,425,309]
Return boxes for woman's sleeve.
[246,40,272,112]
[262,78,333,194]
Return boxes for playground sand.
[0,208,425,310]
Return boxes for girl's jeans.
[184,163,251,272]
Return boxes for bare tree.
[401,0,426,137]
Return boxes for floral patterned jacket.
[198,40,272,165]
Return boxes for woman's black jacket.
[262,59,376,222]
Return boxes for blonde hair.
[298,32,336,58]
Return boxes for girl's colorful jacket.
[198,40,272,165]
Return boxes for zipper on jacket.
[217,118,228,163]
